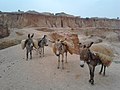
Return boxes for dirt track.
[0,44,120,90]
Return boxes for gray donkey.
[38,35,48,57]
[25,34,34,60]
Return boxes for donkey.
[79,42,107,85]
[51,39,68,69]
[38,35,48,57]
[24,34,34,60]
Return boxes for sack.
[63,41,74,54]
[90,44,114,57]
[21,39,26,49]
[96,53,113,67]
[33,39,39,49]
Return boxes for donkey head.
[25,34,34,49]
[54,39,63,56]
[79,42,94,67]
[51,39,64,56]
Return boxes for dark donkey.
[25,34,34,60]
[38,35,48,57]
[79,42,108,85]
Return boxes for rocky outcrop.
[55,12,74,17]
[0,24,9,38]
[0,12,120,29]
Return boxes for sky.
[0,0,119,18]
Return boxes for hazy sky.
[0,0,119,18]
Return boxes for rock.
[55,12,74,17]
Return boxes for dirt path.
[0,44,120,90]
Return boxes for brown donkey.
[79,42,112,85]
[51,39,68,69]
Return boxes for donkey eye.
[84,55,86,57]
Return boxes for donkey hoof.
[57,67,60,69]
[91,82,94,85]
[89,79,91,83]
[99,72,102,75]
[91,80,94,85]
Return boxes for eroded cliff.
[0,13,120,29]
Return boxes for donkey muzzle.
[80,64,84,68]
[80,61,85,68]
[45,44,48,46]
[56,54,60,56]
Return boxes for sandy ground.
[0,28,120,90]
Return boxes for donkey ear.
[78,43,83,48]
[28,34,30,38]
[87,42,94,48]
[57,39,60,42]
[31,33,34,38]
[44,35,47,37]
[60,40,64,43]
[49,40,55,43]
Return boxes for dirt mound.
[105,32,120,42]
[0,24,9,38]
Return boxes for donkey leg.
[39,48,42,57]
[57,56,60,69]
[36,48,39,55]
[91,67,95,85]
[99,64,103,75]
[88,64,95,85]
[89,70,92,83]
[26,50,29,60]
[30,50,32,59]
[103,66,106,76]
[65,52,67,63]
[43,47,44,57]
[88,64,92,82]
[62,54,64,69]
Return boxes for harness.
[87,50,101,65]
[86,50,92,64]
